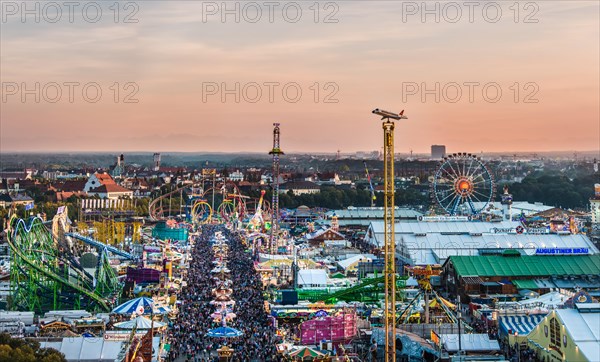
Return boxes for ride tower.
[501,185,513,221]
[372,108,407,362]
[269,123,284,254]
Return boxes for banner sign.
[526,228,550,235]
[490,228,516,234]
[535,248,589,255]
[419,216,470,222]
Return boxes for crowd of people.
[168,225,280,361]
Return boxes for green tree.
[0,333,67,362]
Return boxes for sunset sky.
[1,1,598,154]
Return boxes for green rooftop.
[447,255,600,278]
[512,279,539,289]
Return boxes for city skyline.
[1,1,599,153]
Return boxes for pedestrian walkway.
[167,225,280,361]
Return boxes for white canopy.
[518,291,569,308]
[556,304,600,362]
[38,337,156,362]
[441,334,500,352]
[113,315,165,330]
[297,269,328,288]
[337,254,375,271]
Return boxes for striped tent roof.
[112,297,154,315]
[499,314,545,336]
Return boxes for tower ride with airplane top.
[372,108,408,362]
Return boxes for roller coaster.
[149,180,271,228]
[6,213,123,314]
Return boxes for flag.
[25,203,34,210]
[431,330,440,345]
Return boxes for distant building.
[315,172,339,185]
[0,194,12,208]
[0,170,32,181]
[121,177,151,197]
[109,154,125,178]
[431,145,446,159]
[591,184,600,224]
[54,180,87,193]
[0,193,34,209]
[153,153,161,172]
[84,173,133,199]
[55,191,85,202]
[227,170,244,182]
[306,227,346,247]
[279,181,320,196]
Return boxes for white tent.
[113,315,165,330]
[556,304,600,361]
[337,254,375,272]
[297,269,328,289]
[38,336,158,362]
[441,334,500,352]
[518,291,569,309]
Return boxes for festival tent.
[297,269,328,289]
[38,336,159,362]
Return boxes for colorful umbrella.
[206,326,243,338]
[289,346,325,360]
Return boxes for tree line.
[500,172,597,210]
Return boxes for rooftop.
[447,255,600,278]
[368,220,522,234]
[556,304,600,361]
[88,184,132,194]
[327,207,422,219]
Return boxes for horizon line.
[1,149,599,156]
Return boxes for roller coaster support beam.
[67,232,135,260]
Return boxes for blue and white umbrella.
[112,297,154,315]
[207,326,243,338]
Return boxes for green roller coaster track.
[294,276,408,304]
[7,216,120,314]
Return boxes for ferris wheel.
[431,153,496,215]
